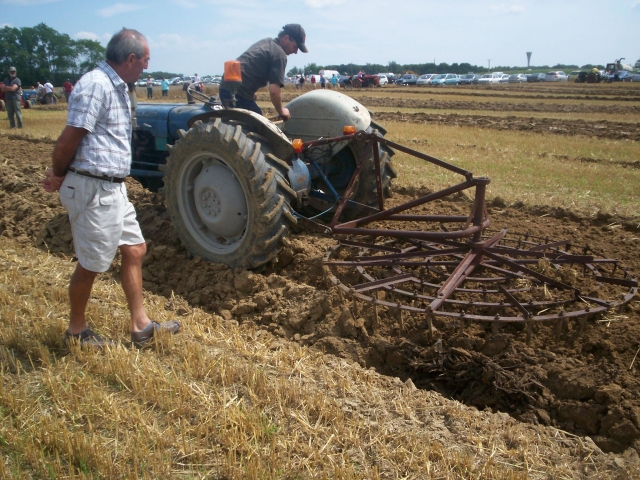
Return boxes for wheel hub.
[193,162,248,238]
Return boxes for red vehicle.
[349,73,380,88]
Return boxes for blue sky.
[2,0,639,76]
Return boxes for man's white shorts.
[59,171,145,272]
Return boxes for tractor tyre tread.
[164,118,295,268]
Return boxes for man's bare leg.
[68,264,99,334]
[119,243,151,332]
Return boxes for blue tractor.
[130,87,396,268]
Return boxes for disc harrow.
[309,130,637,340]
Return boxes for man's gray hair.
[106,28,147,64]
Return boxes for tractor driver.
[219,24,307,121]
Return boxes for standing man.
[63,79,74,102]
[145,74,153,99]
[44,80,54,104]
[1,66,22,128]
[161,77,169,97]
[219,24,308,120]
[310,74,316,88]
[193,73,202,92]
[41,28,180,348]
[331,73,338,89]
[320,73,325,89]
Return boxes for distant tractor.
[575,69,602,83]
[604,58,634,82]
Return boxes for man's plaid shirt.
[67,61,132,178]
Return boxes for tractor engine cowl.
[283,89,371,161]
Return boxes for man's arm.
[268,84,290,121]
[41,126,88,192]
[1,83,18,93]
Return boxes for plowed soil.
[354,95,640,114]
[2,131,640,458]
[373,111,640,141]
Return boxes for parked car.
[170,76,183,85]
[498,74,510,83]
[631,72,640,82]
[443,74,459,86]
[153,80,162,86]
[508,74,527,83]
[429,74,446,86]
[377,74,389,86]
[545,71,568,82]
[606,70,634,82]
[477,73,502,84]
[395,74,418,85]
[458,74,480,85]
[416,74,435,85]
[568,71,582,80]
[526,73,546,82]
[430,73,457,86]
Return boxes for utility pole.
[488,59,491,71]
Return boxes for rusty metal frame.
[308,130,637,332]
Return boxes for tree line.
[0,23,104,87]
[288,60,640,77]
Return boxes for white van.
[319,69,339,79]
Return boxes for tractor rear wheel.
[163,118,296,268]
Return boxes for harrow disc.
[324,231,637,326]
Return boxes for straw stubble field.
[1,81,639,478]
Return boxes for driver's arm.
[269,83,290,120]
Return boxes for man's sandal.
[131,320,181,348]
[64,328,115,348]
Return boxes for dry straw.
[0,237,632,478]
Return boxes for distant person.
[299,74,305,90]
[44,80,54,103]
[127,82,137,126]
[36,81,45,102]
[294,75,300,90]
[320,73,325,89]
[161,77,169,97]
[193,73,202,92]
[219,23,308,119]
[331,73,338,89]
[63,79,74,102]
[146,74,153,99]
[310,74,316,88]
[40,28,180,348]
[1,66,22,128]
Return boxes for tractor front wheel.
[163,118,296,268]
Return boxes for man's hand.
[269,84,291,121]
[41,168,66,192]
[278,107,291,121]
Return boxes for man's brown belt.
[68,167,126,183]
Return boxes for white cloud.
[75,31,99,41]
[98,3,146,17]
[305,0,347,7]
[490,4,525,14]
[1,0,60,4]
[75,31,112,43]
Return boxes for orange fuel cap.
[292,139,303,153]
[343,125,356,135]
[224,61,242,83]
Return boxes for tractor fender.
[186,108,294,161]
